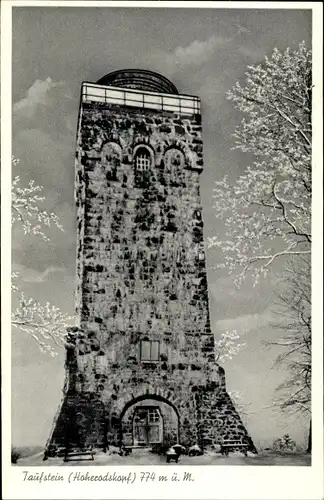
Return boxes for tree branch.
[272,183,311,243]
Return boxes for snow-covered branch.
[12,156,74,356]
[12,294,74,357]
[214,330,246,363]
[209,43,311,286]
[12,158,64,242]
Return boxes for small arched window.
[133,145,153,188]
[135,148,151,171]
[164,148,185,173]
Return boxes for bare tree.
[267,256,311,451]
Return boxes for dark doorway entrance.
[133,407,162,446]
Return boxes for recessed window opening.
[102,142,122,182]
[164,148,185,173]
[140,340,160,362]
[133,146,153,188]
[136,151,151,171]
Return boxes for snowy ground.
[16,448,311,467]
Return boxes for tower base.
[45,364,257,458]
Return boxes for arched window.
[133,145,153,188]
[101,142,122,181]
[135,148,151,171]
[164,148,185,173]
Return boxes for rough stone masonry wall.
[45,102,256,456]
[47,346,256,454]
[195,383,257,451]
[48,327,226,451]
[75,102,214,365]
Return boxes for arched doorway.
[120,396,179,447]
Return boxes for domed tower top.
[96,69,179,95]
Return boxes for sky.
[11,5,312,448]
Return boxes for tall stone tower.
[45,69,255,457]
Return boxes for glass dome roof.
[96,69,179,95]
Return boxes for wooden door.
[133,407,162,446]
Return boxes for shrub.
[11,447,21,464]
[272,434,297,453]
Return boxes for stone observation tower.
[45,69,255,457]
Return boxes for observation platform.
[81,69,200,116]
